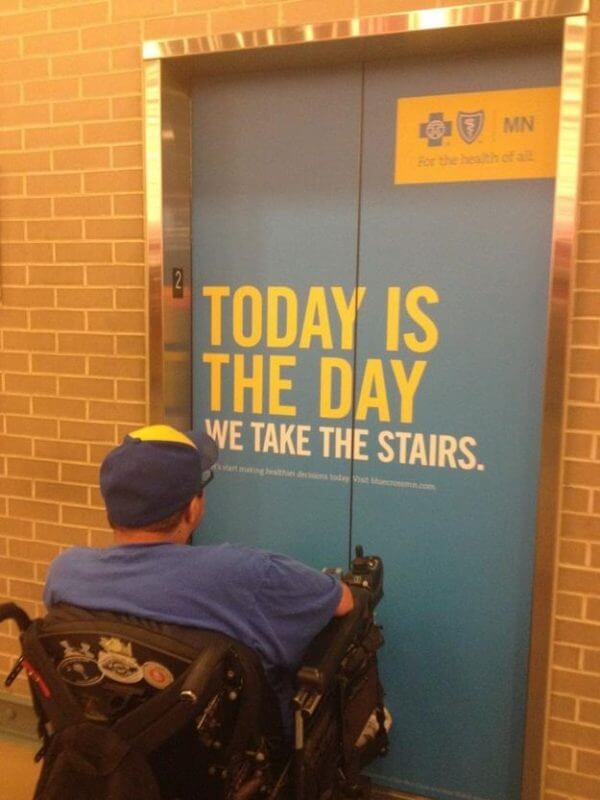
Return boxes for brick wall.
[0,1,598,797]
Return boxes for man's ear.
[185,494,205,526]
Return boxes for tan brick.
[56,288,113,309]
[570,349,600,376]
[32,396,86,419]
[117,380,145,402]
[556,591,585,618]
[0,352,29,372]
[0,634,21,657]
[112,46,141,71]
[35,522,88,548]
[5,321,59,347]
[568,377,597,403]
[558,566,600,594]
[9,579,43,603]
[144,12,209,40]
[573,319,600,345]
[27,172,81,196]
[113,143,143,168]
[58,332,114,355]
[113,0,173,19]
[89,355,145,379]
[112,95,142,119]
[0,396,31,415]
[83,119,141,145]
[580,696,600,723]
[211,4,279,34]
[8,539,59,564]
[60,420,115,443]
[0,477,32,499]
[86,218,143,240]
[50,1,108,28]
[6,416,58,438]
[86,264,143,286]
[115,242,144,263]
[2,242,53,263]
[84,169,143,193]
[35,563,50,582]
[1,7,49,33]
[52,49,111,78]
[30,309,85,331]
[581,176,600,202]
[0,264,27,284]
[31,353,86,376]
[553,643,581,671]
[0,510,33,536]
[578,749,600,776]
[117,335,145,356]
[0,102,49,128]
[546,768,600,799]
[546,743,573,770]
[563,486,590,513]
[565,434,593,459]
[0,82,21,105]
[548,719,600,750]
[88,310,145,333]
[54,146,111,171]
[89,443,116,464]
[29,265,84,285]
[1,287,54,307]
[553,667,600,698]
[1,197,51,218]
[34,439,87,463]
[28,219,82,241]
[176,0,237,10]
[54,195,112,217]
[82,71,140,99]
[562,514,600,542]
[550,693,577,720]
[0,128,22,150]
[55,242,112,264]
[0,556,35,580]
[88,400,145,424]
[62,506,108,529]
[0,38,20,60]
[3,55,46,85]
[0,307,26,329]
[574,290,600,317]
[113,194,143,216]
[579,203,600,231]
[592,543,600,567]
[557,616,600,648]
[4,373,57,395]
[9,498,58,523]
[59,376,114,400]
[24,30,79,56]
[575,261,600,290]
[53,98,110,124]
[81,21,140,48]
[0,220,25,241]
[0,174,24,195]
[24,77,79,103]
[7,457,58,481]
[89,487,104,508]
[36,481,88,505]
[564,460,600,487]
[61,463,98,485]
[89,529,112,547]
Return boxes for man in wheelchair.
[1,425,389,799]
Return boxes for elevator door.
[192,44,560,800]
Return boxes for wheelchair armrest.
[295,587,369,695]
[180,640,230,704]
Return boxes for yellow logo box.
[395,86,560,185]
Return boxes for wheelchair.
[1,547,388,800]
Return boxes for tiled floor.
[0,737,40,800]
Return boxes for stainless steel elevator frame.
[143,3,589,797]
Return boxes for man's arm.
[333,581,354,617]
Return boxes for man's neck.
[113,529,181,546]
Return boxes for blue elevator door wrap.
[350,50,561,800]
[191,67,361,566]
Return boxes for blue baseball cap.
[100,425,218,528]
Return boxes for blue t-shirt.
[44,542,341,729]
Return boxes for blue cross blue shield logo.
[457,110,485,144]
[419,112,452,147]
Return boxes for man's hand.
[333,581,354,617]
